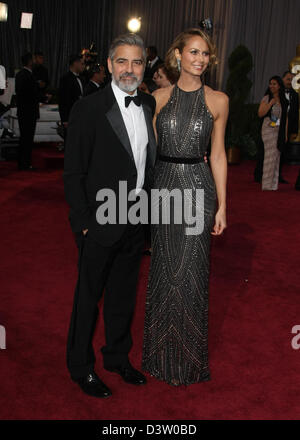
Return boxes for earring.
[177,58,181,72]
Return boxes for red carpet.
[0,159,300,420]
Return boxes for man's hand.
[82,229,88,236]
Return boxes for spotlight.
[198,18,213,31]
[20,12,33,29]
[127,17,141,33]
[0,2,8,22]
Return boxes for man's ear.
[107,57,112,74]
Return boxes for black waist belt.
[158,154,204,164]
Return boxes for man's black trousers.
[66,223,144,379]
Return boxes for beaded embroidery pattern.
[142,83,217,386]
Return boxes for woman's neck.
[177,71,202,92]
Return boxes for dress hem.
[142,367,211,387]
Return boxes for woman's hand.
[211,208,227,235]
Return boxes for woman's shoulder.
[204,85,229,104]
[152,85,174,111]
[152,85,174,101]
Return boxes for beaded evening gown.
[261,95,282,191]
[142,84,217,386]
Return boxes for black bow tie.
[125,95,141,108]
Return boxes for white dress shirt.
[111,80,148,192]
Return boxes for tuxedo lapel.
[70,71,83,96]
[104,84,156,169]
[105,85,135,166]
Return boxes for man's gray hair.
[109,33,146,62]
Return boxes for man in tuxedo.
[58,54,85,143]
[83,64,106,96]
[15,53,40,170]
[63,34,156,398]
[32,51,49,103]
[144,46,162,80]
[279,70,299,183]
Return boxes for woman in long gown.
[142,29,228,386]
[258,76,288,191]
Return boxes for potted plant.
[225,45,254,164]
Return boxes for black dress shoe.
[279,177,289,184]
[72,372,112,398]
[104,363,147,385]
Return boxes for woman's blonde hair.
[165,28,218,82]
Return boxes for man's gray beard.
[112,74,143,93]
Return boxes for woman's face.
[153,68,170,88]
[176,36,210,77]
[269,79,280,95]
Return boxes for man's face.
[35,55,44,65]
[107,44,145,94]
[283,73,294,89]
[94,67,106,84]
[146,47,155,61]
[74,58,85,74]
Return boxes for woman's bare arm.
[209,91,229,235]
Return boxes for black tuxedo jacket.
[144,57,163,80]
[15,68,39,119]
[32,64,49,87]
[288,88,299,136]
[63,83,157,246]
[58,71,84,122]
[83,80,100,97]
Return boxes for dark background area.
[0,0,299,100]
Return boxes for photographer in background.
[58,54,85,145]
